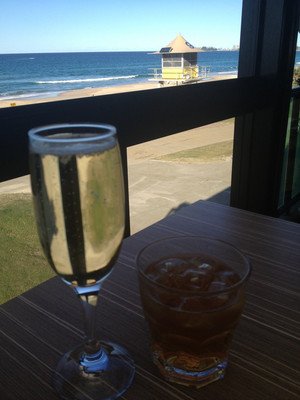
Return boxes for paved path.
[127,121,233,232]
[0,121,234,234]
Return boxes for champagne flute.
[28,123,135,400]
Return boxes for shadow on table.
[166,186,231,217]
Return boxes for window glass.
[0,0,243,107]
[183,53,198,67]
[278,37,300,215]
[162,54,182,67]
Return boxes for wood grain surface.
[0,200,299,399]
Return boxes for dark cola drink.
[137,237,250,388]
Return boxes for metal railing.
[148,65,210,82]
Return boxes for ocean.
[1,51,300,101]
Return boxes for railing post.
[231,0,300,216]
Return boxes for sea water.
[1,51,300,101]
[0,51,239,101]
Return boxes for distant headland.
[200,45,240,51]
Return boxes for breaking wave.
[0,91,61,101]
[36,75,138,84]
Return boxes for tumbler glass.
[137,236,250,388]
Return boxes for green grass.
[0,194,54,304]
[155,139,233,163]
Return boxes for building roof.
[153,34,203,54]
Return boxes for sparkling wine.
[28,125,135,400]
[30,134,125,286]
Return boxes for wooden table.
[0,200,299,400]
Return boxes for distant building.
[149,34,210,86]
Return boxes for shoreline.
[0,74,237,108]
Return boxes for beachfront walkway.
[0,120,234,234]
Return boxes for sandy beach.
[0,74,237,109]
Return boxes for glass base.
[153,352,227,388]
[53,341,135,400]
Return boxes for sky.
[0,0,243,54]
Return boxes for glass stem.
[74,284,102,360]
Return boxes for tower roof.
[153,34,203,54]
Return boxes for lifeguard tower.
[150,34,209,86]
